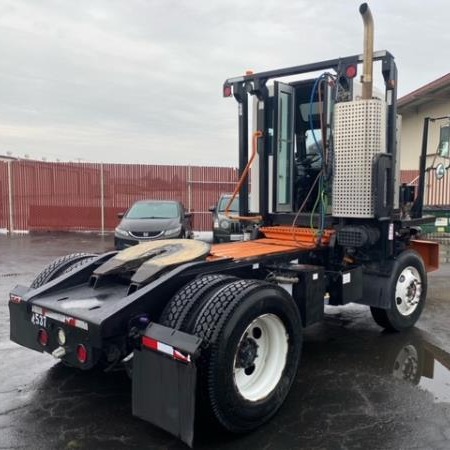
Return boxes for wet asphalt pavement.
[1,233,450,450]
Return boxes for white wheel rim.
[395,266,422,316]
[233,313,288,402]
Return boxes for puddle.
[418,342,450,402]
[420,360,450,402]
[378,332,450,403]
[303,321,450,406]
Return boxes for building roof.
[398,73,450,112]
[0,154,19,161]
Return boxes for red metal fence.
[0,161,239,232]
[1,160,448,233]
[0,162,10,231]
[400,169,450,206]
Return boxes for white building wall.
[400,99,450,170]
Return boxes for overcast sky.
[0,0,449,166]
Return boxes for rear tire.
[370,250,427,331]
[30,253,97,289]
[159,274,237,331]
[193,279,302,433]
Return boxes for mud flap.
[132,323,202,447]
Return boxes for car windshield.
[218,196,239,213]
[126,202,179,219]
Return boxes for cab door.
[273,81,295,212]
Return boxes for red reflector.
[142,336,158,351]
[38,329,48,346]
[173,349,191,363]
[9,294,22,304]
[345,65,357,78]
[66,318,76,327]
[76,344,88,363]
[142,336,192,363]
[223,85,232,97]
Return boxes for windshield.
[218,196,239,213]
[304,129,323,168]
[126,202,179,219]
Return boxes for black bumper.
[9,287,98,370]
[114,233,184,250]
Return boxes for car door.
[273,81,295,213]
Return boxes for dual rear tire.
[160,276,302,433]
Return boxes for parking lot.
[1,233,450,449]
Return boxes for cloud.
[0,0,448,164]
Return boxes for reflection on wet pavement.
[419,344,450,403]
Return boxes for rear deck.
[208,227,334,261]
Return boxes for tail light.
[76,344,88,364]
[9,294,22,304]
[38,329,49,346]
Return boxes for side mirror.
[436,163,446,180]
[117,212,124,219]
[208,205,216,213]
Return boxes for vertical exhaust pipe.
[359,3,374,100]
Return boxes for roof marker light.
[345,65,358,78]
[223,85,232,97]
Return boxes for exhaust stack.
[332,2,387,219]
[359,3,374,100]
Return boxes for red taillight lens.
[345,64,357,78]
[9,294,22,304]
[223,85,232,97]
[38,329,49,346]
[76,344,88,364]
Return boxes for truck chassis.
[9,4,440,447]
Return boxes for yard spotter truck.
[8,4,440,447]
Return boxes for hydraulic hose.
[224,131,263,222]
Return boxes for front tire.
[193,279,302,433]
[370,250,427,331]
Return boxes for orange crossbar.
[260,226,334,245]
[208,227,334,262]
